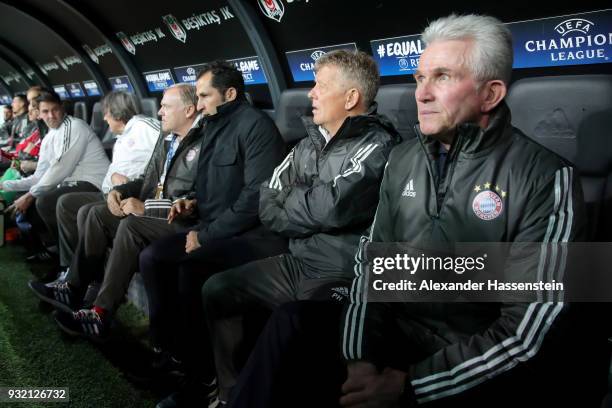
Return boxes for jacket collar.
[416,101,512,157]
[203,97,248,123]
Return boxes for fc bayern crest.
[258,0,285,22]
[162,14,187,43]
[472,190,503,220]
[186,148,198,162]
[116,32,136,55]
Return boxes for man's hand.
[185,230,201,253]
[340,361,408,408]
[107,190,124,217]
[20,160,37,174]
[111,172,129,186]
[168,198,197,224]
[13,192,35,214]
[120,198,145,216]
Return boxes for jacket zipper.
[415,126,465,218]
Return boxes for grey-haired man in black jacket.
[341,14,587,408]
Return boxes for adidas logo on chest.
[402,179,416,198]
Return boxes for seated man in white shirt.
[0,89,110,260]
[53,91,160,280]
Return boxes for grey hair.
[421,14,513,85]
[166,83,197,107]
[314,49,380,108]
[101,91,142,123]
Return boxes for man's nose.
[415,81,433,103]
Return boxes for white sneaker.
[45,268,69,288]
[208,396,227,408]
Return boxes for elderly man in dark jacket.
[201,50,400,404]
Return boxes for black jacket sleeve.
[196,117,285,243]
[112,177,144,199]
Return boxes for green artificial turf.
[0,245,158,407]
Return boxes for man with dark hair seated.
[0,90,109,260]
[139,60,287,408]
[0,93,29,148]
[201,49,400,405]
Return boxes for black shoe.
[156,392,183,408]
[54,308,109,342]
[25,250,54,264]
[151,349,185,377]
[156,377,217,408]
[28,281,80,313]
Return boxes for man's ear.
[185,104,197,119]
[480,80,507,113]
[225,87,237,102]
[345,88,360,111]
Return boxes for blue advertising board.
[173,63,208,86]
[67,82,85,98]
[53,85,70,100]
[370,34,424,77]
[83,80,101,97]
[228,56,268,85]
[143,69,176,92]
[509,9,612,69]
[109,76,134,93]
[285,43,357,82]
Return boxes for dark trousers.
[66,203,119,296]
[202,254,351,400]
[139,228,288,379]
[66,203,187,312]
[229,301,346,408]
[28,181,100,247]
[56,192,104,267]
[232,302,609,408]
